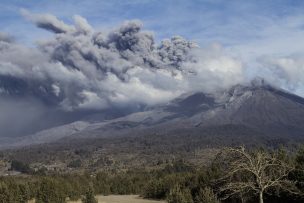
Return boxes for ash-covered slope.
[193,82,304,137]
[65,80,304,143]
[2,80,304,149]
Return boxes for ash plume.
[0,10,244,112]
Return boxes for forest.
[0,146,303,203]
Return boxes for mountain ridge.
[1,80,304,149]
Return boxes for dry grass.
[67,195,166,203]
[28,195,166,203]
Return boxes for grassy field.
[67,195,166,203]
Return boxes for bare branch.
[215,147,301,203]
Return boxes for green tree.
[0,182,11,203]
[10,160,32,174]
[95,172,111,195]
[194,187,219,203]
[82,187,97,203]
[68,159,82,168]
[292,146,304,191]
[36,178,66,203]
[16,184,31,203]
[167,184,193,203]
[143,179,167,199]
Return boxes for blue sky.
[1,0,304,49]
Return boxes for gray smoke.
[0,10,244,112]
[0,32,14,43]
[21,9,74,34]
[257,55,304,96]
[1,10,304,137]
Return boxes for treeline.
[142,147,304,203]
[0,147,304,203]
[0,162,190,203]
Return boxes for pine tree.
[0,182,11,203]
[82,187,97,203]
[36,178,66,203]
[16,184,30,203]
[167,184,193,203]
[194,187,219,203]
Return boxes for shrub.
[194,187,219,203]
[143,179,167,199]
[10,160,32,174]
[68,159,82,168]
[36,178,66,203]
[82,187,97,203]
[167,184,193,203]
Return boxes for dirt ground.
[67,195,166,203]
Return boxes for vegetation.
[216,147,300,203]
[167,184,193,203]
[68,159,82,168]
[194,187,220,203]
[10,160,32,174]
[82,187,97,203]
[5,126,297,172]
[36,178,66,203]
[0,146,303,202]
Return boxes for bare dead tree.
[215,146,301,203]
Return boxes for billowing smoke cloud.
[21,9,75,34]
[0,10,244,113]
[257,55,304,95]
[0,32,14,43]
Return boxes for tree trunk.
[259,192,264,203]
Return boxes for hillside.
[2,80,304,150]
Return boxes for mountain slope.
[193,83,304,135]
[2,81,304,149]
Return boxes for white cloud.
[257,55,304,95]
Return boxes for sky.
[0,0,304,60]
[1,0,304,136]
[1,0,304,103]
[1,0,304,92]
[1,0,304,51]
[0,0,304,45]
